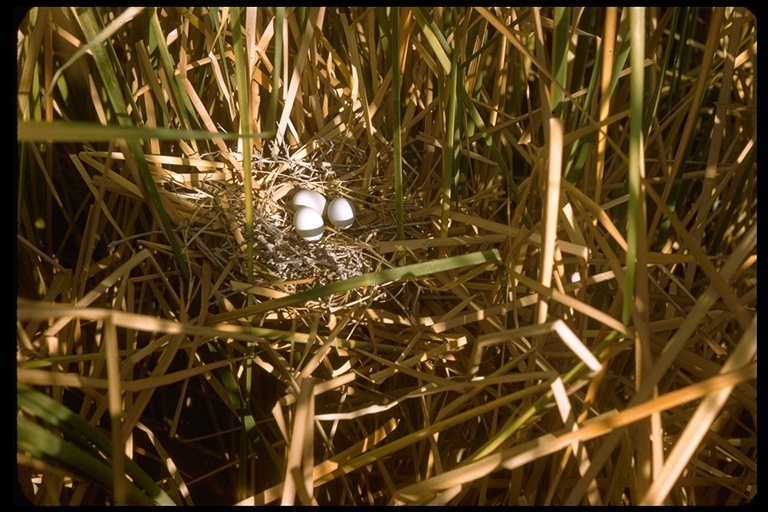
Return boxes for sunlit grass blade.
[531,116,564,360]
[412,7,452,74]
[391,362,755,504]
[17,120,274,142]
[205,249,501,323]
[639,316,756,504]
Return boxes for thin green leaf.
[206,249,502,322]
[18,384,175,505]
[77,8,190,280]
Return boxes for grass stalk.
[392,7,405,243]
[622,7,644,326]
[551,7,569,118]
[592,7,618,205]
[228,12,256,497]
[204,249,501,323]
[441,32,460,238]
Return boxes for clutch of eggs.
[291,189,356,240]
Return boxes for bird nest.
[166,136,411,309]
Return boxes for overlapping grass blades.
[17,7,756,506]
[18,384,175,505]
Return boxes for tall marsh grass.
[16,7,756,505]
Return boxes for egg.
[327,197,356,229]
[292,189,326,215]
[293,206,325,241]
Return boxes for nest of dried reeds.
[140,134,434,313]
[184,140,376,284]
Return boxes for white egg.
[293,206,325,241]
[327,197,356,229]
[292,189,326,215]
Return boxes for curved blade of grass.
[17,120,273,142]
[44,7,145,101]
[17,416,162,506]
[76,8,189,281]
[204,249,502,324]
[17,384,175,505]
[534,118,564,332]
